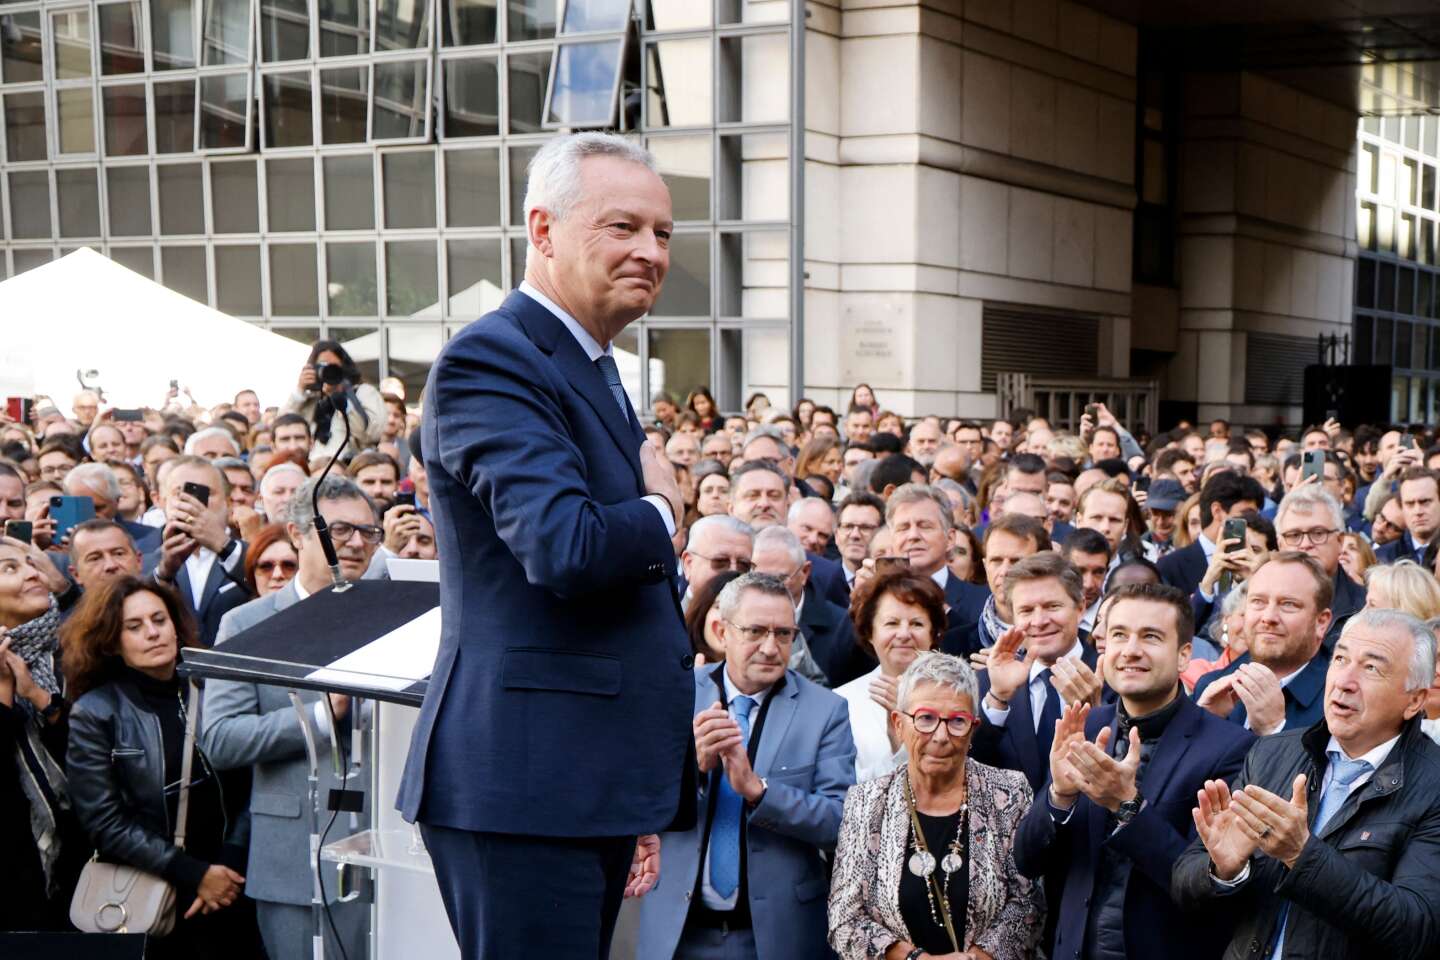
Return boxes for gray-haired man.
[200,476,382,960]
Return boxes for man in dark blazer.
[1375,466,1440,565]
[1015,583,1254,960]
[941,513,1051,658]
[1193,553,1333,736]
[1158,471,1266,597]
[973,552,1102,792]
[397,134,696,957]
[143,455,252,646]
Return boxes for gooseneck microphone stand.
[311,386,355,593]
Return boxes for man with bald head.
[680,515,754,611]
[786,496,852,608]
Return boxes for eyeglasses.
[726,622,798,644]
[903,709,977,737]
[256,559,298,575]
[838,522,880,535]
[690,552,753,573]
[327,521,384,544]
[1279,528,1338,547]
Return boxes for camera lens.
[316,362,346,386]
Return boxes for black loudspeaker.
[1304,364,1392,427]
[0,933,148,959]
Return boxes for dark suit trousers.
[421,824,636,959]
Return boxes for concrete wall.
[1170,71,1357,426]
[803,0,1138,417]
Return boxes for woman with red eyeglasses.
[242,524,298,598]
[829,652,1044,960]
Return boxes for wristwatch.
[1114,793,1144,825]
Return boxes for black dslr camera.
[311,361,347,391]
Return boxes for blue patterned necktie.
[1267,752,1372,959]
[708,695,755,900]
[593,354,630,423]
[1036,668,1062,736]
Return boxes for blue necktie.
[593,354,630,423]
[708,695,755,900]
[1036,668,1062,736]
[1267,752,1372,959]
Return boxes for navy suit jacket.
[972,643,1102,791]
[122,520,161,555]
[1190,647,1329,732]
[141,542,252,647]
[940,579,992,658]
[807,552,850,609]
[1375,535,1428,566]
[1158,540,1208,597]
[799,581,862,687]
[397,290,695,836]
[1014,696,1254,960]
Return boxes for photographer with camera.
[279,341,384,465]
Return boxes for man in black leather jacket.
[1173,607,1440,960]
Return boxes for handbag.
[70,681,202,936]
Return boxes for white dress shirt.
[699,669,775,911]
[982,638,1086,730]
[518,281,674,537]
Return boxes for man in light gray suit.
[635,573,855,959]
[200,475,384,960]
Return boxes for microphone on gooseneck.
[311,389,354,593]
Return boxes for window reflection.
[382,151,436,228]
[2,11,45,84]
[162,245,209,303]
[444,58,499,137]
[216,245,263,314]
[507,0,556,41]
[211,160,260,232]
[375,0,431,50]
[264,72,314,148]
[152,0,196,70]
[200,73,249,149]
[646,38,710,127]
[327,242,378,315]
[385,240,440,316]
[98,3,145,74]
[644,0,709,30]
[649,135,709,220]
[444,149,501,226]
[269,242,319,314]
[447,238,503,315]
[319,0,369,56]
[260,0,311,61]
[102,84,147,155]
[561,0,629,32]
[4,91,47,162]
[202,0,252,65]
[154,79,197,153]
[323,154,375,229]
[441,0,497,46]
[373,60,428,139]
[647,328,709,409]
[547,40,622,127]
[320,66,369,144]
[507,50,551,132]
[650,233,707,315]
[157,163,204,234]
[267,157,317,231]
[57,169,100,237]
[56,87,96,154]
[52,9,92,80]
[107,166,152,235]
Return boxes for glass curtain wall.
[1355,112,1440,423]
[0,0,795,404]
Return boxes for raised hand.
[1067,726,1141,813]
[694,701,741,774]
[1049,656,1102,708]
[986,627,1037,707]
[1191,779,1258,881]
[1230,662,1286,735]
[1232,775,1310,869]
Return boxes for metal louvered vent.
[981,307,1100,391]
[1245,333,1313,405]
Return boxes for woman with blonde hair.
[1339,532,1378,584]
[1173,492,1203,548]
[1365,559,1440,620]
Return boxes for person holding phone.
[145,457,250,648]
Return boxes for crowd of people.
[3,355,1440,960]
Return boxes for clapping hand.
[1047,702,1090,809]
[1049,656,1102,708]
[1231,775,1310,869]
[1066,725,1142,813]
[1191,779,1259,881]
[694,701,740,774]
[1196,674,1240,719]
[1229,662,1286,735]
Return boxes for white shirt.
[929,566,950,592]
[182,545,241,610]
[836,666,905,784]
[699,669,775,911]
[1422,718,1440,746]
[517,282,674,538]
[983,638,1086,730]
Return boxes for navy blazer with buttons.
[807,552,851,609]
[1158,540,1209,598]
[1190,646,1329,732]
[1375,534,1428,566]
[397,289,695,837]
[1014,695,1254,960]
[972,643,1103,792]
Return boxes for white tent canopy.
[0,248,310,410]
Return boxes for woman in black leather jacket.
[63,575,259,957]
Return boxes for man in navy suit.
[942,513,1051,657]
[1158,471,1266,597]
[397,133,696,957]
[1193,552,1334,736]
[1015,583,1254,960]
[144,455,252,646]
[1376,467,1440,565]
[973,551,1102,792]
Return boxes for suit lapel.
[1010,677,1046,778]
[1138,695,1200,802]
[196,554,228,616]
[753,679,799,777]
[510,290,644,488]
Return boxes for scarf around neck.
[6,597,63,696]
